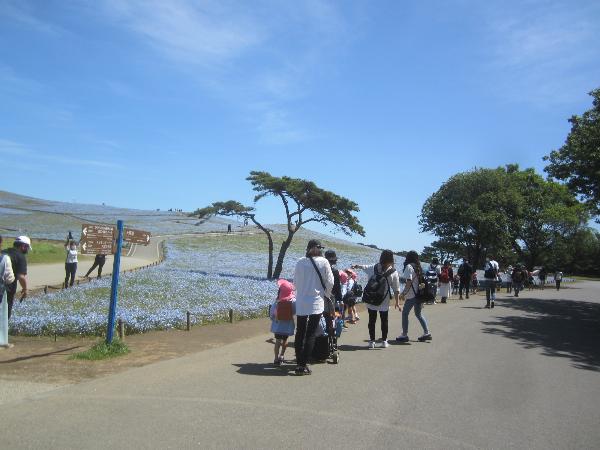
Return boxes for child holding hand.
[270,279,296,365]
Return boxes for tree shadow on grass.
[482,298,600,372]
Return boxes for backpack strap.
[309,257,332,306]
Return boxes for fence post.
[118,319,125,340]
[44,286,48,294]
[229,309,234,323]
[186,311,191,331]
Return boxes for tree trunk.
[250,218,274,279]
[272,231,295,279]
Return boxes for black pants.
[367,309,388,341]
[85,259,106,278]
[295,314,321,367]
[5,289,16,319]
[556,280,561,291]
[65,262,77,287]
[459,279,470,298]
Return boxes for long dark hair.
[404,250,422,278]
[379,250,394,267]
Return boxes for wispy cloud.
[99,0,350,143]
[480,1,600,105]
[0,0,63,34]
[0,138,124,171]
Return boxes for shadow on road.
[0,346,81,364]
[481,298,600,372]
[233,362,294,376]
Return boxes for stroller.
[423,268,439,303]
[312,297,342,364]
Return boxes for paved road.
[1,283,598,449]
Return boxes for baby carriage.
[312,298,342,364]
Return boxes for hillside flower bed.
[10,235,381,336]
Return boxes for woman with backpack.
[352,250,400,349]
[269,279,296,366]
[395,251,431,343]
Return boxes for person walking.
[505,265,514,293]
[457,258,473,299]
[342,268,360,323]
[512,265,525,297]
[269,279,296,366]
[1,236,31,319]
[353,250,400,349]
[438,260,453,303]
[293,239,334,375]
[0,235,16,299]
[471,272,478,294]
[395,250,431,343]
[324,250,342,337]
[64,237,78,288]
[483,257,499,308]
[84,254,106,279]
[554,270,563,291]
[427,257,441,304]
[538,267,547,290]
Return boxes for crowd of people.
[269,240,567,375]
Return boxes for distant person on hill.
[458,258,473,299]
[438,260,453,303]
[84,254,106,279]
[270,279,296,366]
[538,267,547,290]
[554,270,563,291]
[353,250,400,349]
[293,239,333,375]
[1,236,31,319]
[483,257,499,308]
[64,236,78,288]
[227,224,232,233]
[395,250,431,343]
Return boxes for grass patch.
[70,340,130,360]
[570,275,600,282]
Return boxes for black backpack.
[484,262,497,279]
[342,281,363,302]
[409,265,435,303]
[362,264,396,306]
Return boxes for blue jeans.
[485,279,496,302]
[402,298,429,335]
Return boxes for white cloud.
[480,1,600,105]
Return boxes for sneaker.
[278,355,285,363]
[418,334,432,342]
[491,301,495,308]
[274,358,281,366]
[380,340,389,348]
[395,335,409,343]
[485,304,490,308]
[368,340,376,349]
[459,296,463,300]
[295,366,311,375]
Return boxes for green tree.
[506,166,587,269]
[248,171,365,278]
[192,201,275,278]
[544,88,600,220]
[194,172,365,279]
[419,167,518,268]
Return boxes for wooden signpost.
[79,223,151,344]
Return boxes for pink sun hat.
[277,279,295,301]
[345,268,357,280]
[339,270,348,284]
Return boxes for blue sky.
[1,0,599,252]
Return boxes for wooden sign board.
[80,224,115,255]
[123,228,151,245]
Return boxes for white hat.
[15,235,32,250]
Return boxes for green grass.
[0,239,93,265]
[70,340,130,360]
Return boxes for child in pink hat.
[270,279,296,366]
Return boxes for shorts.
[274,333,289,341]
[343,296,356,307]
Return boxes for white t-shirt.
[293,256,334,316]
[402,264,420,300]
[66,248,78,264]
[359,263,400,312]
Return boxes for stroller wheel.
[332,352,339,364]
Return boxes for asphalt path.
[1,282,598,449]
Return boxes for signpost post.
[106,220,124,344]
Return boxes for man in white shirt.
[293,239,334,375]
[483,257,500,308]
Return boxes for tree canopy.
[420,165,587,269]
[544,88,600,220]
[193,172,365,279]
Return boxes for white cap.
[15,235,32,250]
